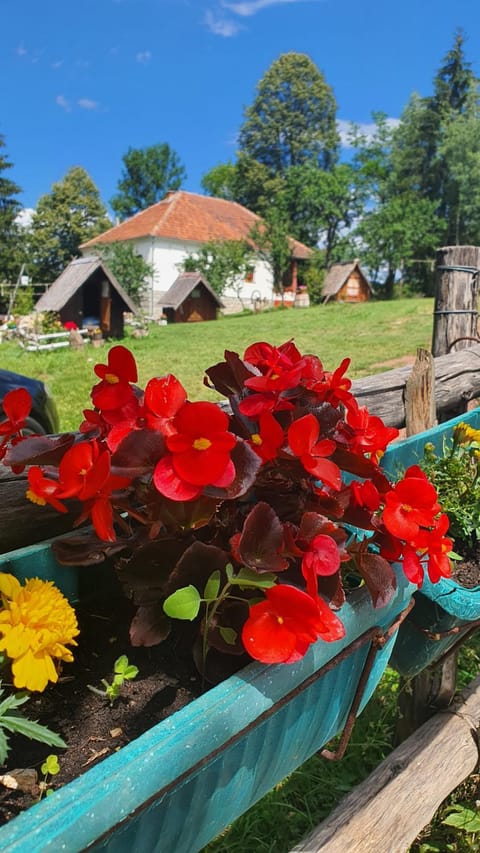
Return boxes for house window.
[346,280,360,296]
[191,287,201,298]
[244,267,254,283]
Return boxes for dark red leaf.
[52,530,127,566]
[356,552,397,609]
[164,541,230,597]
[204,350,255,397]
[332,447,391,491]
[4,433,76,467]
[111,429,165,476]
[317,570,346,609]
[237,502,289,572]
[129,605,171,647]
[203,439,261,500]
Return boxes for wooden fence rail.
[351,343,480,427]
[291,674,480,853]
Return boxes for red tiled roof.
[82,191,312,260]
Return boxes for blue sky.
[3,0,480,215]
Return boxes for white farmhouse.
[81,190,312,318]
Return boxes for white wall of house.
[123,236,275,317]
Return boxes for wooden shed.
[322,259,373,304]
[159,272,223,323]
[35,256,139,338]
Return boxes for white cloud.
[16,43,27,57]
[51,60,63,69]
[337,118,400,147]
[78,98,99,110]
[221,0,317,15]
[55,94,71,112]
[15,208,35,229]
[136,50,152,63]
[204,9,241,36]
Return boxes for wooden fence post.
[432,245,480,358]
[404,347,436,435]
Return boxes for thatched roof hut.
[158,272,223,323]
[322,260,373,303]
[35,256,139,338]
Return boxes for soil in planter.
[0,568,204,826]
[450,540,480,588]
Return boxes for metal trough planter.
[382,408,480,678]
[0,541,413,853]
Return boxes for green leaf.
[448,550,463,561]
[229,567,277,589]
[442,805,480,832]
[163,586,201,621]
[203,570,221,602]
[0,691,30,717]
[114,656,139,680]
[225,563,234,582]
[41,754,60,776]
[123,665,139,681]
[219,626,238,646]
[1,715,66,749]
[0,728,9,765]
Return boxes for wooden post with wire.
[432,245,480,358]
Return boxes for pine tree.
[0,135,22,283]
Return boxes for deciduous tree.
[94,242,153,305]
[28,167,111,282]
[182,239,254,304]
[111,143,186,220]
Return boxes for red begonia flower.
[288,414,341,490]
[0,388,32,436]
[71,471,131,541]
[58,441,111,500]
[25,467,67,514]
[91,346,138,411]
[238,392,294,418]
[243,341,304,395]
[338,406,399,460]
[166,402,236,486]
[144,375,187,435]
[417,513,453,584]
[249,412,284,462]
[401,544,425,586]
[242,584,345,664]
[382,465,440,542]
[153,455,205,501]
[301,357,355,411]
[302,534,341,577]
[350,479,381,511]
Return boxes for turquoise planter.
[382,408,480,677]
[0,542,413,853]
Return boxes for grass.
[1,298,434,431]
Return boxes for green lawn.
[1,299,434,431]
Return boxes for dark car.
[0,369,60,435]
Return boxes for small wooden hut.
[35,256,139,338]
[159,272,223,323]
[322,260,372,304]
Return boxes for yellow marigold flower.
[453,422,480,445]
[0,574,79,692]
